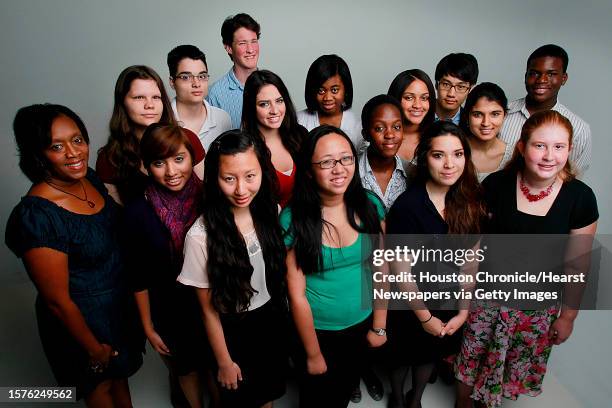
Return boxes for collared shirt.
[435,108,461,125]
[206,68,244,129]
[172,98,232,151]
[358,150,408,212]
[297,108,365,152]
[499,97,591,175]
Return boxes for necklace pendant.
[87,200,96,208]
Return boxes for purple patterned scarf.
[146,173,202,257]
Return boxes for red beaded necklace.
[519,177,555,202]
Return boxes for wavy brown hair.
[414,121,486,234]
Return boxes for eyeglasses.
[438,80,470,94]
[174,73,210,82]
[312,155,355,169]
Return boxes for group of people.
[5,11,599,408]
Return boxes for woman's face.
[316,74,345,115]
[468,97,506,141]
[400,79,430,126]
[426,134,466,188]
[148,143,193,192]
[218,147,262,208]
[367,104,403,159]
[311,132,355,197]
[255,84,286,131]
[518,123,570,182]
[44,115,89,184]
[124,79,163,131]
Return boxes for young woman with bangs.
[122,124,210,407]
[385,121,486,408]
[282,125,387,407]
[242,70,306,207]
[298,55,364,151]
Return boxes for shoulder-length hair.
[505,110,575,181]
[241,69,305,159]
[203,130,286,313]
[100,65,176,182]
[414,121,486,234]
[304,54,353,112]
[287,125,382,275]
[13,104,89,183]
[387,69,436,132]
[460,82,508,139]
[140,124,195,169]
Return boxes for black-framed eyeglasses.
[312,155,355,169]
[174,73,210,82]
[438,80,470,94]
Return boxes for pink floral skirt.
[454,303,558,407]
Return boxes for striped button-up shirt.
[499,98,591,175]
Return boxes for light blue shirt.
[434,108,461,125]
[207,68,244,129]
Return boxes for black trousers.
[297,315,371,408]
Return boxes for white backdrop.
[1,0,611,405]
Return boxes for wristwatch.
[370,327,387,336]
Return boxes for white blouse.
[177,216,271,311]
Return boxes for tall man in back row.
[207,13,261,129]
[500,44,591,175]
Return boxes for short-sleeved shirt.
[171,97,232,151]
[358,150,408,212]
[297,108,365,152]
[499,98,592,175]
[177,215,271,311]
[207,68,244,129]
[280,192,385,330]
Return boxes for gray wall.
[1,0,610,405]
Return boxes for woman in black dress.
[6,104,142,406]
[386,121,486,408]
[122,124,210,407]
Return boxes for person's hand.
[367,330,387,348]
[89,343,118,373]
[306,352,327,375]
[441,312,468,336]
[217,361,242,390]
[146,330,171,356]
[549,316,574,345]
[421,315,446,337]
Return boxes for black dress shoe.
[363,372,384,401]
[350,385,362,403]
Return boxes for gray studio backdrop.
[1,0,611,406]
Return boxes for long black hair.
[287,125,382,275]
[203,130,286,312]
[241,70,305,160]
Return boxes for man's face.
[224,27,259,70]
[170,58,208,105]
[525,56,567,106]
[436,75,471,113]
